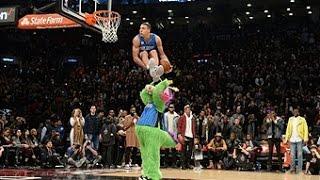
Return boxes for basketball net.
[94,10,121,43]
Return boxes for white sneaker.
[148,58,157,78]
[152,66,164,82]
[124,164,131,170]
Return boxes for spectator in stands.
[12,129,28,165]
[265,110,284,171]
[177,105,196,170]
[40,140,63,168]
[231,106,245,126]
[239,134,261,164]
[231,118,243,141]
[219,115,232,140]
[70,108,85,146]
[123,107,140,169]
[115,110,127,168]
[162,103,179,168]
[83,140,101,168]
[22,129,38,165]
[285,108,309,174]
[207,133,227,169]
[67,143,87,168]
[226,132,241,159]
[305,145,320,175]
[84,105,99,150]
[193,137,203,170]
[0,127,13,166]
[100,116,117,168]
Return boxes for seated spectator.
[238,134,261,163]
[12,129,29,165]
[22,129,38,165]
[305,145,320,175]
[83,140,101,168]
[67,143,87,168]
[207,133,227,169]
[40,140,64,168]
[0,127,14,166]
[226,132,241,159]
[50,130,64,156]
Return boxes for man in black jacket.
[100,117,117,168]
[265,110,284,171]
[84,105,100,150]
[40,140,63,168]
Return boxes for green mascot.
[136,79,179,180]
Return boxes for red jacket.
[177,114,196,139]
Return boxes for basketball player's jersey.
[139,33,157,52]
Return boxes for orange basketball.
[160,59,172,73]
[85,13,96,26]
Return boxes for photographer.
[305,145,320,175]
[83,140,101,168]
[66,143,86,168]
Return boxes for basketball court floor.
[0,168,318,180]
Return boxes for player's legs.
[140,51,149,68]
[148,50,160,65]
[149,50,164,82]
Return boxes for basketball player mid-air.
[132,22,172,82]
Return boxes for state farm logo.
[20,17,30,25]
[29,16,64,25]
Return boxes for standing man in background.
[285,108,309,174]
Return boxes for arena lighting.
[290,0,295,2]
[67,58,78,63]
[168,9,173,13]
[2,57,14,62]
[185,16,189,19]
[142,17,146,20]
[126,18,130,21]
[308,11,312,14]
[249,16,254,19]
[264,10,269,13]
[289,12,293,16]
[168,16,172,20]
[247,3,252,7]
[246,11,250,15]
[207,7,212,11]
[130,21,133,25]
[287,8,291,11]
[132,10,137,14]
[170,21,174,24]
[267,14,271,18]
[306,6,311,10]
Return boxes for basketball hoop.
[93,10,121,43]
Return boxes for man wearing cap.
[207,132,227,169]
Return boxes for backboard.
[58,0,108,33]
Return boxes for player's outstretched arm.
[132,36,147,69]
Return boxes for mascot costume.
[136,79,179,180]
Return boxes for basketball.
[160,59,172,73]
[84,13,96,26]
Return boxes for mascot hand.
[170,87,179,92]
[167,80,173,85]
